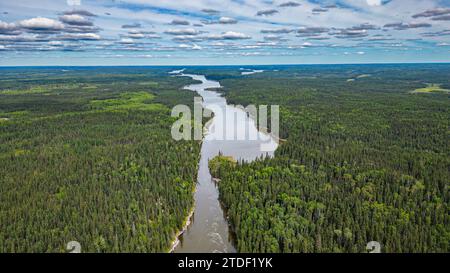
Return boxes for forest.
[0,67,201,252]
[0,64,448,253]
[206,64,450,253]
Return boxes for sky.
[0,0,449,66]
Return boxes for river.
[171,72,278,253]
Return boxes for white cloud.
[128,32,145,39]
[218,17,238,24]
[170,19,190,25]
[206,31,251,40]
[120,38,135,44]
[178,43,203,50]
[0,20,19,35]
[19,17,64,31]
[164,28,200,35]
[62,33,101,40]
[1,0,449,61]
[59,15,92,26]
[48,41,63,46]
[0,21,16,30]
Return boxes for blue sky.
[0,0,449,66]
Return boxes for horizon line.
[1,61,450,68]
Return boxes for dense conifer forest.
[0,67,200,252]
[205,64,450,253]
[0,65,448,253]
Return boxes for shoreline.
[168,205,195,253]
[168,71,209,253]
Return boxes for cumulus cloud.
[331,29,369,39]
[19,17,64,33]
[172,35,203,42]
[125,30,160,39]
[0,9,160,53]
[297,27,329,37]
[263,34,288,41]
[261,28,293,34]
[1,0,448,58]
[350,23,379,31]
[202,17,238,25]
[206,31,251,40]
[0,34,48,42]
[327,23,379,38]
[431,15,450,21]
[256,9,279,16]
[306,37,330,40]
[64,24,100,34]
[384,22,432,30]
[178,43,192,49]
[60,33,101,40]
[63,9,96,17]
[368,35,394,41]
[218,17,238,24]
[48,40,63,46]
[201,9,220,14]
[412,8,450,18]
[278,1,301,7]
[312,8,328,13]
[0,21,20,35]
[59,15,93,26]
[170,19,190,25]
[421,29,450,37]
[164,28,200,36]
[126,32,145,39]
[178,43,202,50]
[120,38,135,44]
[122,23,141,29]
[384,22,403,28]
[146,34,161,39]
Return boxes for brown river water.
[171,72,278,253]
